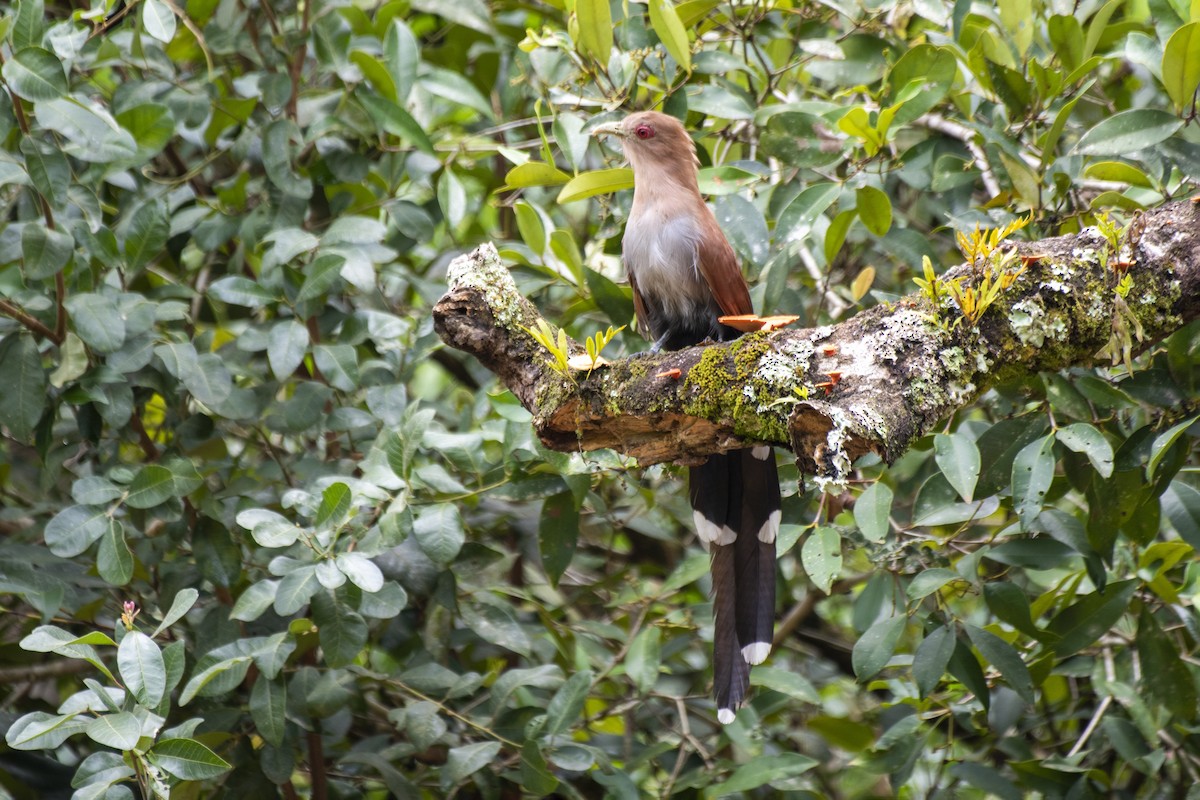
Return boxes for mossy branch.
[433,200,1200,487]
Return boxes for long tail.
[690,447,781,723]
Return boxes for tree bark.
[433,199,1200,488]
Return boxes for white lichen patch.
[1040,279,1071,294]
[446,243,525,328]
[1010,298,1046,347]
[939,346,966,373]
[778,335,815,363]
[1049,261,1076,281]
[813,406,854,493]
[877,308,933,363]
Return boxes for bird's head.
[591,111,699,172]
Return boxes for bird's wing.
[696,218,754,316]
[627,269,652,338]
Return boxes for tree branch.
[433,200,1200,487]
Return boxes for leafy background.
[1,0,1199,797]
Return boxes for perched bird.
[592,110,781,723]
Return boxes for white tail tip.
[742,642,771,665]
[717,708,736,725]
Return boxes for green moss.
[681,335,790,443]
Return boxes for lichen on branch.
[433,201,1200,486]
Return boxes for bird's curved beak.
[591,121,628,139]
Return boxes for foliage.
[0,0,1199,798]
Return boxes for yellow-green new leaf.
[557,168,634,203]
[575,0,612,61]
[647,0,691,73]
[855,186,892,236]
[1163,22,1200,111]
[504,162,571,190]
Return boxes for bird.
[591,110,781,724]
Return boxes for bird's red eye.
[634,124,654,140]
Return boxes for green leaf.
[705,753,818,797]
[1136,608,1197,721]
[123,201,169,272]
[983,582,1040,638]
[359,92,435,154]
[236,508,301,548]
[583,267,634,327]
[965,624,1034,702]
[539,491,579,587]
[97,519,133,586]
[1162,22,1200,111]
[2,47,67,100]
[118,631,166,707]
[443,741,502,787]
[646,0,691,72]
[36,97,137,163]
[313,593,368,668]
[179,656,252,705]
[66,293,126,354]
[385,19,419,102]
[906,568,958,602]
[1012,434,1055,531]
[208,276,277,308]
[557,168,634,203]
[274,565,321,616]
[854,481,893,543]
[141,0,176,42]
[934,432,981,502]
[855,185,892,236]
[625,626,661,693]
[296,253,345,304]
[543,669,592,736]
[153,588,199,637]
[412,504,464,566]
[913,625,955,697]
[313,344,359,392]
[116,103,174,164]
[250,677,288,747]
[315,483,352,529]
[776,182,842,242]
[1163,480,1200,549]
[0,334,46,439]
[575,0,613,60]
[262,119,312,198]
[21,223,73,279]
[1056,423,1114,478]
[1074,109,1184,156]
[147,738,232,780]
[1045,579,1137,656]
[11,0,45,50]
[126,464,175,509]
[231,580,279,622]
[801,526,842,594]
[751,666,821,703]
[49,333,87,388]
[406,701,447,751]
[44,505,110,558]
[4,711,88,751]
[460,600,531,656]
[504,161,571,190]
[852,615,905,680]
[520,740,559,796]
[1083,160,1154,188]
[1147,416,1197,481]
[335,553,384,593]
[21,138,70,208]
[86,712,141,750]
[976,416,1049,497]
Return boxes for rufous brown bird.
[592,110,781,724]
